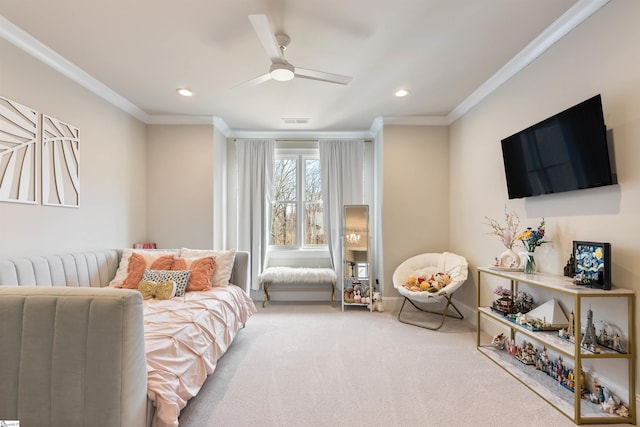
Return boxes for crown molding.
[212,116,231,136]
[446,0,610,125]
[144,115,214,125]
[2,0,610,131]
[381,116,448,126]
[369,117,384,136]
[0,15,150,123]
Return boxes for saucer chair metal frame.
[393,252,469,330]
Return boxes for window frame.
[270,148,326,250]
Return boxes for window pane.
[305,159,321,202]
[274,159,297,201]
[305,201,326,245]
[271,202,296,245]
[357,263,369,279]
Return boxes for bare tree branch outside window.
[271,156,326,247]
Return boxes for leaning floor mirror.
[342,205,370,311]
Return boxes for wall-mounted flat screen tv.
[501,94,616,199]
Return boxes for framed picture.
[573,241,611,290]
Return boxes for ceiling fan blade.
[248,14,283,62]
[233,72,273,90]
[295,67,352,85]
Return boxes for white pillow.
[180,248,236,287]
[109,248,180,287]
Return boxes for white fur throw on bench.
[260,266,336,284]
[259,255,337,307]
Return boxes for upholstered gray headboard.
[0,249,251,291]
[0,250,121,287]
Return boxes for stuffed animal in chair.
[369,291,384,312]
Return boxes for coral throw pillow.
[118,253,175,289]
[172,256,216,291]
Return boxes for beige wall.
[449,0,640,388]
[381,125,449,298]
[0,38,147,258]
[450,0,640,308]
[146,125,214,249]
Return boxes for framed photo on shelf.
[573,241,611,290]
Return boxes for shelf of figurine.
[589,378,631,418]
[343,280,371,305]
[503,337,585,392]
[505,312,563,332]
[557,308,626,354]
[492,333,630,417]
[490,288,535,317]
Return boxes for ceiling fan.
[242,14,352,87]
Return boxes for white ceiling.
[1,0,605,135]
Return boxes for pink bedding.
[143,285,257,427]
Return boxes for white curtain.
[319,139,365,273]
[236,139,274,291]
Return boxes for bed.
[144,285,255,426]
[0,248,257,427]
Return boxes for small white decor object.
[0,96,38,204]
[484,206,521,268]
[42,114,80,207]
[499,248,521,269]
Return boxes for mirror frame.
[343,205,370,308]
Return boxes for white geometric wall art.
[42,114,80,207]
[0,96,38,204]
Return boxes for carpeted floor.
[177,302,624,427]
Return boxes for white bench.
[259,254,337,307]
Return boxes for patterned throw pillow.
[142,269,191,297]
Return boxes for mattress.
[143,284,257,427]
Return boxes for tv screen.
[501,94,615,199]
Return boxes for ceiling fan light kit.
[270,62,295,81]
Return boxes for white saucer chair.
[393,252,469,330]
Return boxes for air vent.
[281,118,310,124]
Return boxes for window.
[271,151,326,248]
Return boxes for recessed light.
[176,88,193,97]
[395,89,409,97]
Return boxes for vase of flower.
[523,251,536,274]
[515,218,548,274]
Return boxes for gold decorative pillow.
[138,280,176,300]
